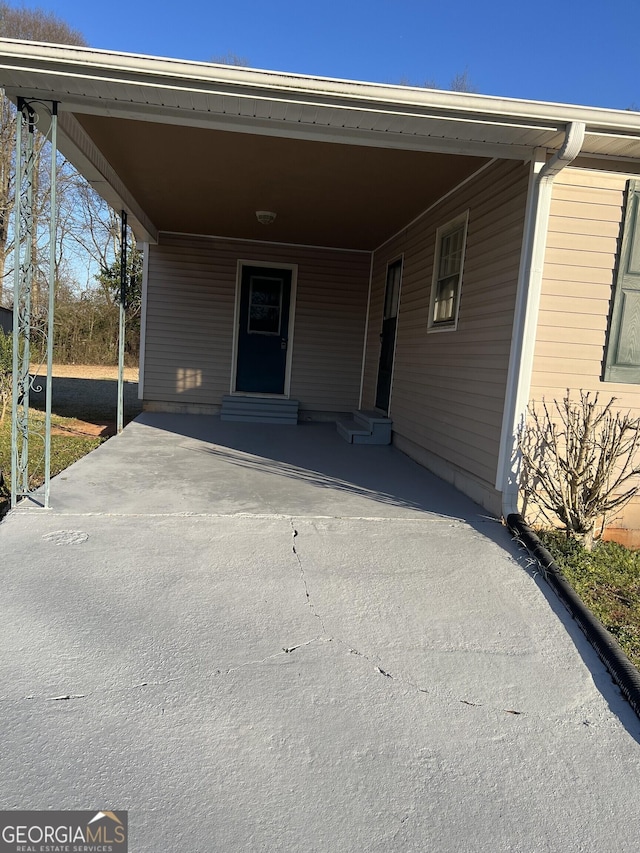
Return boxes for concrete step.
[337,410,392,445]
[354,409,392,430]
[353,410,392,444]
[221,395,299,425]
[336,419,371,444]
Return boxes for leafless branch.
[518,392,640,548]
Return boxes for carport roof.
[2,38,640,248]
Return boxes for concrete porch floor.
[1,413,639,852]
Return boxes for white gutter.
[1,38,640,138]
[497,121,586,518]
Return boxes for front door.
[235,265,292,394]
[375,259,402,412]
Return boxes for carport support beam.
[497,121,585,519]
[11,100,28,507]
[117,210,127,434]
[11,99,58,509]
[43,104,58,508]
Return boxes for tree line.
[0,3,479,369]
[0,2,141,366]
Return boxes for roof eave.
[2,38,640,141]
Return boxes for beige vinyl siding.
[531,168,640,403]
[362,159,529,507]
[143,233,370,413]
[144,237,236,406]
[532,167,640,538]
[288,253,371,413]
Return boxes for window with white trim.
[428,211,469,331]
[604,180,640,383]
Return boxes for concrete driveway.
[1,413,639,852]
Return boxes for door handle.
[281,337,288,350]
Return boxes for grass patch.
[538,529,640,671]
[0,410,104,516]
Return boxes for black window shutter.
[604,179,640,383]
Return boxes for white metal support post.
[117,210,127,434]
[11,99,58,509]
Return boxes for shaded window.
[428,211,469,331]
[604,180,640,383]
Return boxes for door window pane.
[248,277,282,334]
[384,260,402,320]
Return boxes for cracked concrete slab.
[1,414,640,852]
[290,516,601,716]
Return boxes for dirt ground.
[49,418,114,438]
[33,364,139,381]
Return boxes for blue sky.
[11,0,640,110]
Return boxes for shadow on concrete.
[29,375,142,422]
[135,413,640,738]
[136,412,512,545]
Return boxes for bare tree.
[450,69,479,94]
[0,2,85,43]
[0,92,14,304]
[0,2,86,305]
[0,326,11,423]
[518,392,640,549]
[210,52,249,67]
[57,169,121,283]
[397,69,479,93]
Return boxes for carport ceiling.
[75,113,488,250]
[4,40,640,250]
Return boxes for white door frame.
[230,259,298,397]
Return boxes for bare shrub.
[518,392,640,549]
[0,327,11,425]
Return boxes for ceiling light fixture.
[255,210,277,225]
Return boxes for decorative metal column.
[117,210,127,434]
[11,99,58,509]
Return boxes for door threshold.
[230,392,289,399]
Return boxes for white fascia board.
[51,100,541,161]
[1,67,564,145]
[0,37,637,131]
[571,156,640,175]
[2,39,640,149]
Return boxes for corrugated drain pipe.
[507,514,640,721]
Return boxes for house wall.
[362,159,530,514]
[0,306,12,334]
[532,166,640,544]
[143,233,370,416]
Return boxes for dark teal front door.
[235,266,292,394]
